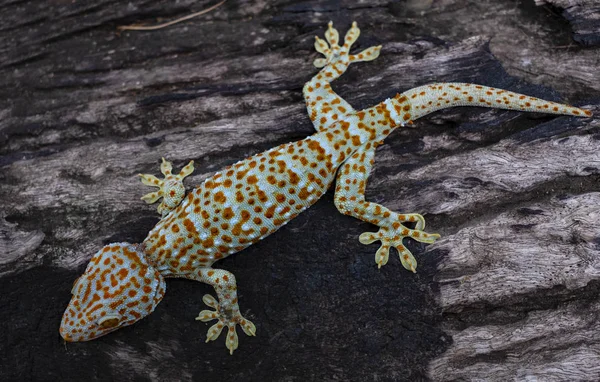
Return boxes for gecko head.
[59,242,166,342]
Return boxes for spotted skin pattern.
[60,21,592,354]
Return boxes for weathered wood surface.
[1,1,599,381]
[536,0,600,46]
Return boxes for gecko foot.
[139,158,194,217]
[313,21,381,68]
[196,294,256,355]
[359,213,440,271]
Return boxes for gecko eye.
[98,316,121,329]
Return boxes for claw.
[417,233,440,244]
[226,324,239,355]
[349,45,382,63]
[398,245,418,273]
[325,21,339,47]
[202,294,219,309]
[160,157,173,175]
[239,319,257,337]
[343,21,360,46]
[206,321,225,342]
[178,159,195,178]
[197,310,218,322]
[140,190,162,204]
[139,173,162,187]
[375,244,390,268]
[314,36,330,55]
[397,213,427,231]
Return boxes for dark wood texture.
[536,0,600,46]
[1,1,599,381]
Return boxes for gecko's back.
[142,129,357,275]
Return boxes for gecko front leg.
[304,21,381,132]
[191,268,256,355]
[139,158,194,217]
[334,147,440,271]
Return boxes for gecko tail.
[399,82,592,120]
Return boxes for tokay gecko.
[60,22,593,354]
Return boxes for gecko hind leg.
[139,157,194,217]
[358,216,440,271]
[334,148,440,271]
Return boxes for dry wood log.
[535,0,600,46]
[1,1,599,381]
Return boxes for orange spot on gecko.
[214,191,226,203]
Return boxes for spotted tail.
[397,83,592,121]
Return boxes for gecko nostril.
[60,329,72,341]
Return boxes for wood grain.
[1,1,599,380]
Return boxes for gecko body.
[60,22,592,354]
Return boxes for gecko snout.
[60,242,166,342]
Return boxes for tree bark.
[1,1,599,381]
